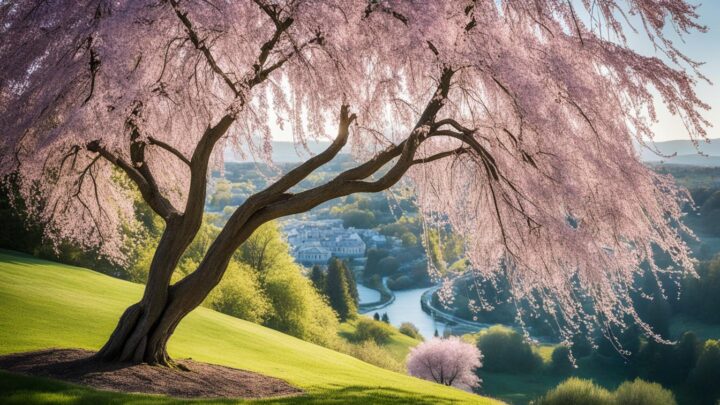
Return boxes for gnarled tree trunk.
[95,72,452,367]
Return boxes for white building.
[283,219,366,266]
[295,246,332,265]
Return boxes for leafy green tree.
[205,262,271,323]
[263,266,340,346]
[377,257,400,276]
[325,258,357,321]
[340,208,376,228]
[551,345,574,375]
[236,221,293,278]
[679,256,720,323]
[310,265,326,292]
[365,248,390,278]
[426,229,447,274]
[476,325,542,373]
[381,313,390,323]
[689,340,720,403]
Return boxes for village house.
[283,219,367,266]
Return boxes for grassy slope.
[338,320,420,363]
[0,251,499,404]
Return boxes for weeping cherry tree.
[0,0,710,366]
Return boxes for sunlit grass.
[0,250,500,404]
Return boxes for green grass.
[0,250,501,404]
[338,318,420,362]
[533,344,557,365]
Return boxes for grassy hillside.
[0,250,498,404]
[338,320,420,363]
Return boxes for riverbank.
[358,278,395,313]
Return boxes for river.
[358,284,446,339]
[356,283,380,303]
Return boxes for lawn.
[0,250,500,404]
[338,319,420,363]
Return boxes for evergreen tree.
[310,265,326,292]
[373,312,380,321]
[325,258,357,321]
[342,262,359,306]
[381,313,390,323]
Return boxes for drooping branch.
[168,0,242,98]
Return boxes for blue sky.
[265,2,719,144]
[627,2,720,141]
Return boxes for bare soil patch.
[0,348,303,399]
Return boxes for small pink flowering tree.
[0,0,710,366]
[407,337,483,390]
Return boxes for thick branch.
[262,104,356,195]
[148,136,190,166]
[411,147,470,164]
[86,141,178,218]
[183,114,236,220]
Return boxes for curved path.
[419,283,495,331]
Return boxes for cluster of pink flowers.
[407,337,483,390]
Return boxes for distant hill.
[225,138,720,166]
[640,138,720,167]
[224,140,336,163]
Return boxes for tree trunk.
[95,215,200,366]
[95,213,257,367]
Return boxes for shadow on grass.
[0,371,472,405]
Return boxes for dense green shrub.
[537,378,676,405]
[475,325,542,373]
[689,340,720,403]
[678,256,720,323]
[398,322,423,340]
[263,266,340,346]
[570,334,594,359]
[613,379,676,405]
[329,340,403,372]
[205,262,270,323]
[387,275,413,290]
[340,208,377,228]
[634,332,699,385]
[536,378,613,405]
[551,345,575,375]
[377,256,400,275]
[352,318,394,345]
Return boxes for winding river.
[358,284,447,339]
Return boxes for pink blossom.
[407,337,483,390]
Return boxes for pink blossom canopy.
[0,0,710,340]
[407,337,483,389]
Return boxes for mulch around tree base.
[0,348,303,399]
